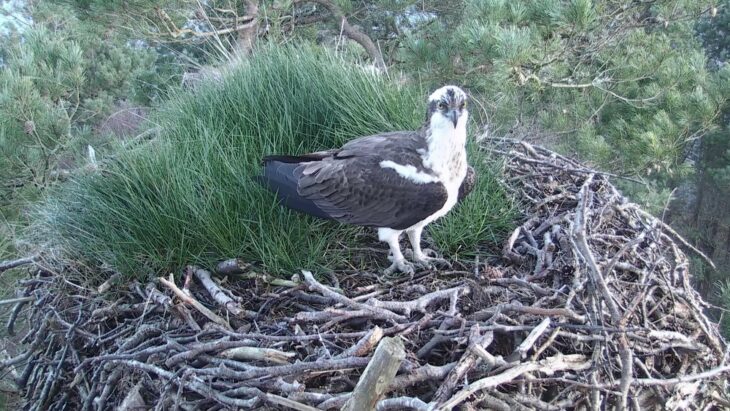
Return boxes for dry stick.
[503,226,526,264]
[108,359,259,408]
[0,296,35,306]
[629,205,716,270]
[145,283,172,306]
[367,286,468,316]
[571,174,632,410]
[295,308,392,323]
[191,266,246,317]
[438,354,591,410]
[433,325,494,403]
[322,363,459,410]
[335,326,384,358]
[220,346,295,365]
[264,393,320,411]
[376,397,431,411]
[165,339,257,367]
[301,270,405,321]
[158,275,230,329]
[97,272,121,294]
[343,337,406,411]
[197,356,372,380]
[236,271,299,287]
[471,303,585,323]
[616,364,730,387]
[0,255,39,273]
[513,317,551,360]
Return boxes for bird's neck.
[422,115,468,183]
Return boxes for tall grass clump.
[32,44,515,279]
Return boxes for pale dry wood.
[433,325,493,403]
[235,271,300,287]
[219,346,295,365]
[376,397,431,411]
[439,354,591,410]
[191,266,246,317]
[301,270,405,321]
[264,393,320,411]
[158,275,230,329]
[336,326,384,358]
[367,286,468,316]
[344,337,406,411]
[0,296,35,306]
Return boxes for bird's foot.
[413,256,453,270]
[421,248,440,258]
[412,249,453,270]
[383,258,415,277]
[405,248,449,269]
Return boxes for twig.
[191,266,247,317]
[367,286,468,316]
[438,354,591,409]
[376,397,431,411]
[336,326,384,358]
[265,393,320,411]
[158,275,230,329]
[0,296,35,306]
[0,255,39,273]
[301,270,405,321]
[433,325,493,403]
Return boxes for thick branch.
[293,0,385,70]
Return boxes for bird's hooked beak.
[448,110,459,128]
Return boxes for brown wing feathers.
[259,142,452,229]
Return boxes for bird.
[257,85,475,275]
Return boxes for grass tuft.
[30,44,515,279]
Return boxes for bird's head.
[426,85,469,131]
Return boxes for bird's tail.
[255,157,333,220]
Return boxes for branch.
[158,275,230,329]
[438,354,591,409]
[0,255,39,273]
[344,337,406,411]
[292,0,385,70]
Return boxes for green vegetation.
[33,45,515,279]
[0,2,179,261]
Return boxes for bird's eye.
[460,101,467,110]
[438,102,448,110]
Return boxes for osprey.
[258,86,475,274]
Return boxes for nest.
[2,139,728,410]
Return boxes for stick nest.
[3,138,729,410]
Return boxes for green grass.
[30,44,516,280]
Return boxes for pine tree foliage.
[398,1,721,205]
[0,2,177,214]
[694,1,730,333]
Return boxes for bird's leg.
[378,228,414,275]
[406,226,452,269]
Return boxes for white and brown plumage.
[258,86,475,274]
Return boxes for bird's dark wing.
[458,166,476,202]
[257,156,334,220]
[295,156,447,230]
[258,130,448,230]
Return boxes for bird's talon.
[384,260,415,276]
[421,248,441,258]
[414,255,452,270]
